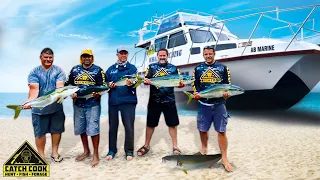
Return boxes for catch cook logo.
[75,71,96,85]
[3,140,49,177]
[200,68,221,83]
[153,68,168,77]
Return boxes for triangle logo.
[200,68,221,83]
[3,140,50,177]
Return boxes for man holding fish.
[192,45,233,172]
[21,48,67,163]
[65,48,106,167]
[105,46,140,161]
[137,48,185,156]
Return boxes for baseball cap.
[117,46,128,53]
[80,48,94,63]
[81,48,93,56]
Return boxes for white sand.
[0,114,319,180]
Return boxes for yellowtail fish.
[149,74,195,88]
[115,74,143,88]
[77,85,110,100]
[162,154,222,174]
[183,84,245,104]
[6,86,79,119]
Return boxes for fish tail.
[183,91,194,104]
[182,169,188,174]
[133,75,143,88]
[6,105,22,120]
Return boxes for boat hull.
[137,52,320,110]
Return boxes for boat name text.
[251,45,275,52]
[149,50,182,63]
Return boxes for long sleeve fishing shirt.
[65,64,106,108]
[145,62,180,104]
[192,61,231,105]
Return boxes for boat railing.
[132,4,320,70]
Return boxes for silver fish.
[162,154,222,174]
[149,74,195,88]
[6,86,79,119]
[115,74,143,88]
[184,84,245,104]
[77,85,110,100]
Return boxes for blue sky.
[0,0,320,92]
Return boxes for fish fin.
[57,97,64,104]
[182,169,188,174]
[133,75,143,88]
[6,105,22,120]
[183,91,194,104]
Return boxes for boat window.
[214,43,237,51]
[214,32,229,41]
[154,36,168,52]
[168,31,187,48]
[189,29,216,43]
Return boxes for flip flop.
[51,154,63,163]
[137,146,150,156]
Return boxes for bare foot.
[221,160,233,172]
[91,154,99,167]
[200,148,207,155]
[75,152,90,162]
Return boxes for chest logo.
[200,68,221,83]
[74,71,96,85]
[153,68,168,77]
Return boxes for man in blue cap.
[105,46,139,161]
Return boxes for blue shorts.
[32,109,65,137]
[73,105,101,136]
[197,102,228,132]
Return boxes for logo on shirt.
[74,71,96,85]
[153,68,168,77]
[200,68,221,83]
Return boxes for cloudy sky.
[0,0,319,92]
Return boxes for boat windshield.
[189,29,216,43]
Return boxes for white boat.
[131,5,320,110]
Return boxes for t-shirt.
[28,65,66,115]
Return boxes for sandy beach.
[0,113,319,180]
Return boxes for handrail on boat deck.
[133,4,320,70]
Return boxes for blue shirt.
[145,62,179,104]
[28,65,66,115]
[192,61,231,104]
[65,64,106,108]
[105,62,138,105]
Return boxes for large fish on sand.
[183,84,245,104]
[148,74,195,88]
[114,74,143,88]
[162,154,222,174]
[6,86,79,119]
[77,85,110,100]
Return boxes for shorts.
[146,102,179,127]
[73,105,101,136]
[32,109,66,137]
[197,103,228,132]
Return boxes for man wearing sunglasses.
[192,45,233,172]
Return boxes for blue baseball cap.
[117,46,128,53]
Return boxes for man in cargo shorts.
[192,45,233,172]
